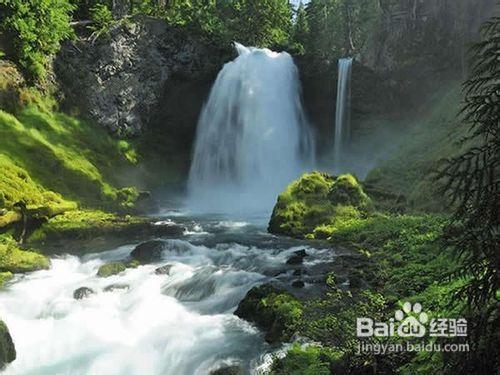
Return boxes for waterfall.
[187,43,314,214]
[333,57,353,167]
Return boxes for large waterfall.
[333,58,353,167]
[187,43,314,214]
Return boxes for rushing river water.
[0,213,334,374]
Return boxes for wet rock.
[291,280,305,288]
[154,264,173,275]
[131,240,165,263]
[97,262,127,277]
[286,249,308,265]
[73,287,95,300]
[210,365,244,375]
[234,284,302,344]
[152,222,186,237]
[0,320,16,368]
[104,283,130,292]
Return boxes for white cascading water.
[333,58,353,167]
[187,43,314,214]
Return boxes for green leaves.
[0,0,74,79]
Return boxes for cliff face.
[55,15,229,137]
[363,0,496,78]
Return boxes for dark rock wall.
[55,15,229,137]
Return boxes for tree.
[293,1,310,52]
[0,0,74,79]
[438,16,499,373]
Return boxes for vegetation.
[0,233,49,273]
[268,172,371,238]
[437,17,500,373]
[96,261,126,277]
[0,0,74,79]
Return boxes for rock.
[154,264,172,275]
[0,320,16,368]
[73,287,95,300]
[291,280,305,288]
[210,365,244,375]
[97,262,127,277]
[286,249,308,265]
[151,222,186,237]
[234,284,302,344]
[55,15,228,137]
[103,283,130,292]
[131,240,165,263]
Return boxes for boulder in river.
[210,365,244,375]
[73,287,95,300]
[97,262,127,277]
[234,284,303,344]
[286,249,308,265]
[104,284,130,292]
[131,240,165,263]
[155,264,173,275]
[0,320,16,368]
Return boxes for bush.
[0,0,74,79]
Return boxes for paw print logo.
[395,302,428,337]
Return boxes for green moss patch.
[235,284,303,343]
[0,234,49,273]
[96,262,127,277]
[0,106,140,217]
[268,172,371,239]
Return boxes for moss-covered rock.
[0,234,50,273]
[234,284,303,343]
[0,272,13,288]
[270,344,340,375]
[268,172,372,239]
[96,262,127,278]
[0,319,16,368]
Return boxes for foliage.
[0,0,74,79]
[270,344,338,375]
[437,16,500,373]
[89,3,114,32]
[304,0,380,59]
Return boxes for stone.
[0,320,15,368]
[286,249,308,265]
[131,240,165,263]
[210,365,244,375]
[154,264,172,275]
[291,280,305,288]
[97,262,126,277]
[103,283,130,292]
[73,287,95,300]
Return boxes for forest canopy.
[0,0,386,79]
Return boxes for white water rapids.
[0,217,334,374]
[188,44,314,214]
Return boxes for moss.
[0,105,140,217]
[235,284,303,343]
[0,319,16,368]
[96,262,127,277]
[29,209,147,242]
[0,272,13,288]
[0,234,50,273]
[268,172,371,239]
[328,174,371,209]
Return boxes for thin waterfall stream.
[333,58,353,168]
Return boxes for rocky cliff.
[55,15,229,137]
